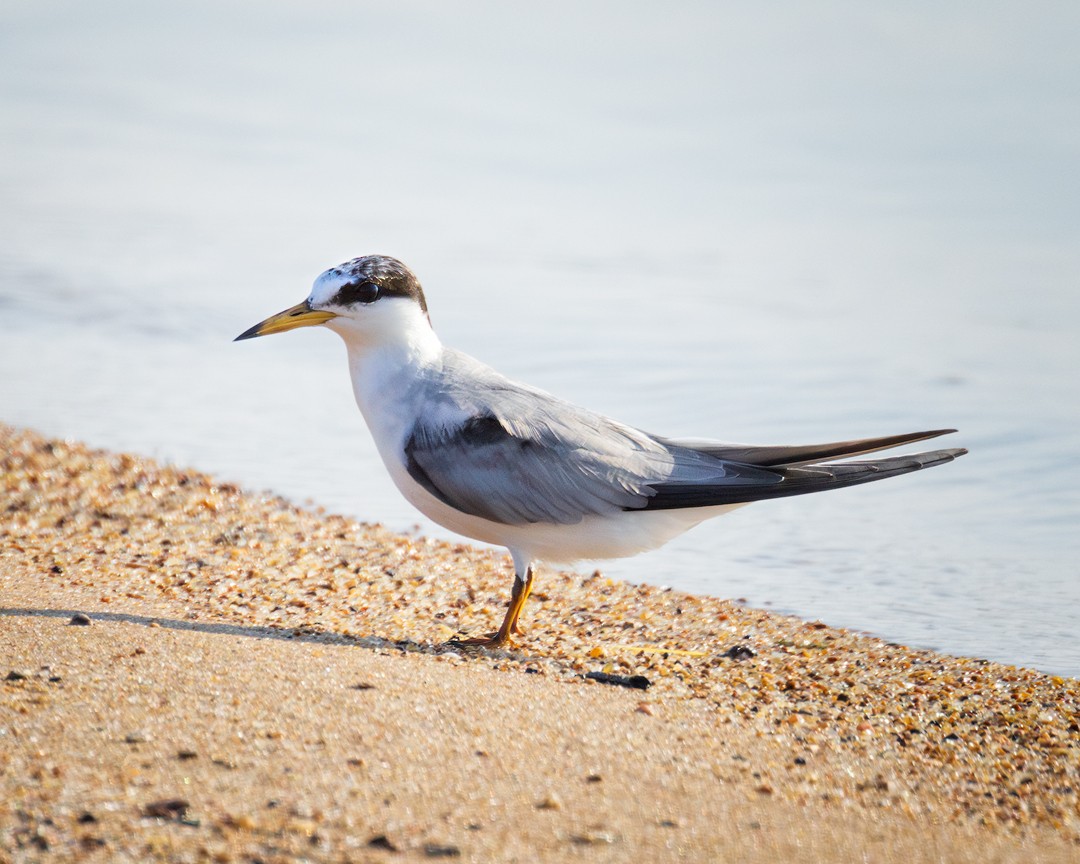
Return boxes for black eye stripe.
[325,256,429,316]
[334,281,381,306]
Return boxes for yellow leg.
[451,566,535,648]
[507,566,534,636]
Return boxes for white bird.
[236,255,966,647]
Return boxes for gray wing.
[402,354,966,526]
[403,403,780,526]
[401,357,780,526]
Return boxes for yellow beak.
[234,301,338,341]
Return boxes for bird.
[236,255,967,648]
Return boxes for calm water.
[2,2,1078,673]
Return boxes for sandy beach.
[2,422,1077,862]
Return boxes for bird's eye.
[338,280,380,305]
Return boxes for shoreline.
[2,423,1078,860]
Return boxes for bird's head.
[235,255,431,346]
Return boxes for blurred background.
[2,1,1078,673]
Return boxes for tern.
[237,255,966,647]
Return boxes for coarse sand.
[2,423,1078,862]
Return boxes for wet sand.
[2,424,1077,861]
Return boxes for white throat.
[325,300,444,443]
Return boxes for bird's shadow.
[0,605,500,659]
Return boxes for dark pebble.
[424,843,462,858]
[143,799,190,820]
[69,613,92,626]
[5,670,28,681]
[77,812,98,824]
[584,671,651,690]
[724,644,756,661]
[367,834,397,851]
[177,750,198,761]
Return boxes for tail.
[639,430,967,510]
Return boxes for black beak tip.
[234,325,262,342]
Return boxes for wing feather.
[656,429,957,467]
[641,447,967,509]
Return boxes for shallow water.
[2,2,1079,673]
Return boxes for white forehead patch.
[307,255,428,314]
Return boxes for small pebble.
[367,834,397,851]
[423,843,462,858]
[570,831,616,845]
[724,644,756,661]
[584,671,651,690]
[227,814,256,831]
[143,799,190,820]
[68,613,92,626]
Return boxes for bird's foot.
[447,631,512,650]
[447,566,533,650]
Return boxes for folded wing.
[404,402,966,526]
[403,356,966,526]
